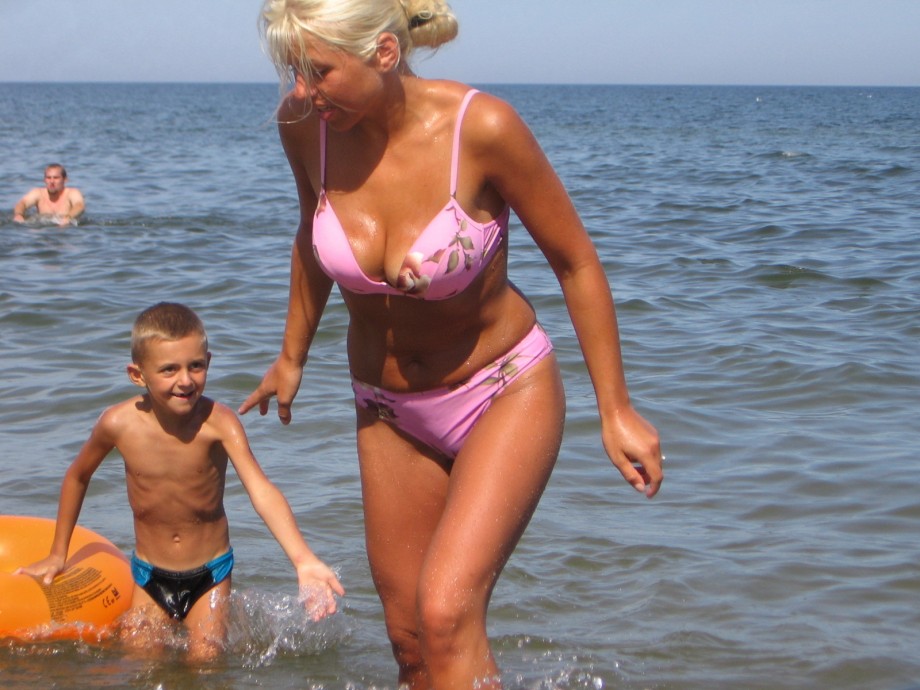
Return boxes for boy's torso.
[110,395,233,571]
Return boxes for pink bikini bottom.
[352,323,554,459]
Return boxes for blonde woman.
[241,0,663,686]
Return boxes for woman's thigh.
[357,406,450,622]
[357,355,565,619]
[422,355,565,603]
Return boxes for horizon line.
[2,80,918,89]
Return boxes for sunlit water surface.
[1,83,919,689]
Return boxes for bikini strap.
[319,118,327,189]
[449,89,479,197]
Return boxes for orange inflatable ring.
[0,515,133,641]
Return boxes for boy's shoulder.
[199,398,247,434]
[95,395,246,441]
[88,395,146,443]
[97,395,145,425]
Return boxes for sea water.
[1,82,919,689]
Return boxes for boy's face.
[127,335,210,416]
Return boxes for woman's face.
[296,38,382,130]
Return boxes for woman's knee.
[385,618,426,672]
[416,583,484,655]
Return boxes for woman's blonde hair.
[260,0,458,93]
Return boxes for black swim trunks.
[130,549,234,621]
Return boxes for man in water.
[13,164,85,226]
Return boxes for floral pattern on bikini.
[481,352,520,388]
[395,214,480,298]
[477,324,546,390]
[360,388,398,422]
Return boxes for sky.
[1,0,918,87]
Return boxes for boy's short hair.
[131,302,208,364]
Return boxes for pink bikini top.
[312,89,509,300]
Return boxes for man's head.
[43,164,67,194]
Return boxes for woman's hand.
[602,406,663,498]
[238,355,305,425]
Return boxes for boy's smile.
[127,335,210,416]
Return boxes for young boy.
[17,302,344,659]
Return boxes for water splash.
[1,587,348,666]
[228,588,349,668]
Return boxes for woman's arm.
[472,94,663,497]
[239,107,334,424]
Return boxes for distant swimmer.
[13,163,85,227]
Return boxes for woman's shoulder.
[417,78,506,108]
[275,93,321,139]
[274,93,322,174]
[443,84,528,157]
[417,79,521,138]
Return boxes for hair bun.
[408,12,433,29]
[403,1,458,49]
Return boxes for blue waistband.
[131,548,234,586]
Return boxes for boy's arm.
[216,405,344,618]
[15,411,117,583]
